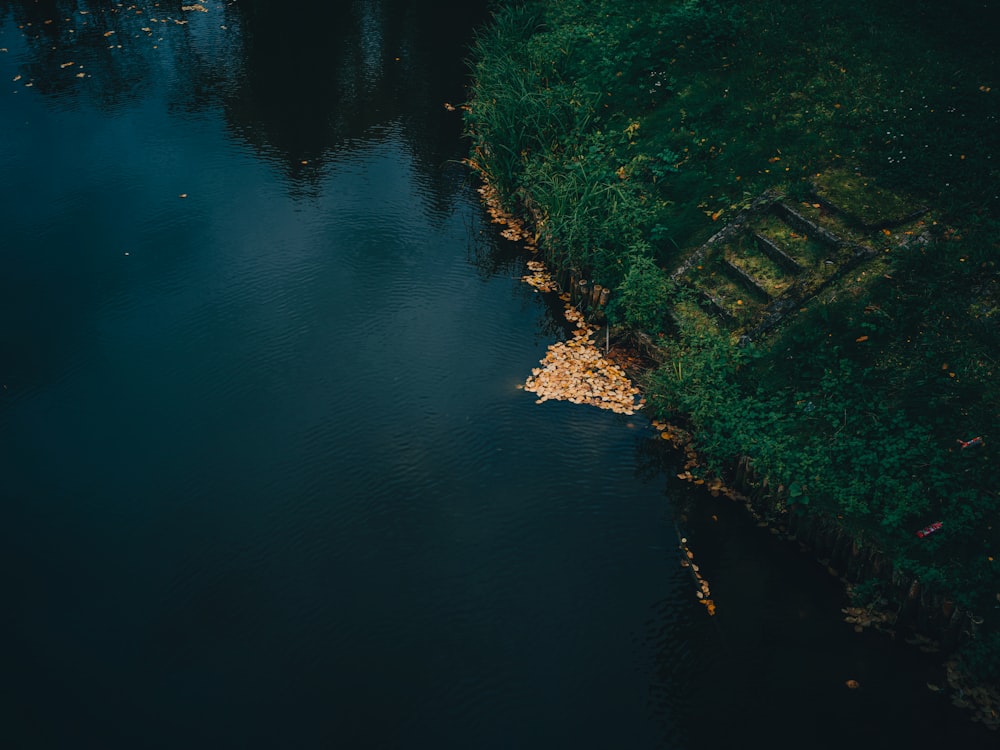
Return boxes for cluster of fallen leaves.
[522,259,558,293]
[522,293,643,415]
[678,534,716,616]
[474,176,534,245]
[660,418,751,507]
[469,163,643,416]
[841,598,897,636]
[651,420,717,615]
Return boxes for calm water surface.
[0,2,994,748]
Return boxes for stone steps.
[670,171,927,341]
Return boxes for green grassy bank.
[464,0,1000,690]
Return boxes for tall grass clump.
[464,3,669,286]
[464,6,578,207]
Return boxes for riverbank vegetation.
[465,0,1000,697]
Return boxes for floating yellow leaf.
[855,335,869,343]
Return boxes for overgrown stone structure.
[671,170,928,342]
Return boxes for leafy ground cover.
[465,0,1000,691]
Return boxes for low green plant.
[606,252,675,334]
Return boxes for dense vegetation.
[465,0,1000,686]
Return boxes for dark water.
[0,2,994,748]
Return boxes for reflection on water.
[0,0,478,205]
[225,0,482,203]
[358,0,384,84]
[0,2,997,749]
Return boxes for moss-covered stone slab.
[812,169,927,229]
[721,257,773,302]
[754,213,842,271]
[691,266,765,325]
[724,238,797,298]
[670,297,722,335]
[751,232,804,275]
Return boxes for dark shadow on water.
[0,0,489,209]
[225,0,489,208]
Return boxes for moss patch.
[813,169,927,229]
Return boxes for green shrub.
[607,253,675,334]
